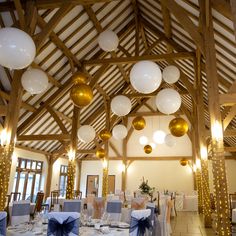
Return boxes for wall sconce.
[212,120,223,142]
[68,148,75,161]
[0,129,11,146]
[200,146,208,160]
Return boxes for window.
[59,165,68,197]
[13,158,43,202]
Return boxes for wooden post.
[45,155,54,199]
[76,160,82,191]
[194,50,212,227]
[102,100,110,198]
[0,71,23,211]
[66,107,79,199]
[199,1,231,234]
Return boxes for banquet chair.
[10,192,21,202]
[11,200,30,226]
[63,200,81,213]
[106,200,122,221]
[130,209,151,236]
[86,194,95,217]
[74,190,82,199]
[50,190,60,211]
[131,198,146,210]
[32,192,44,217]
[0,212,7,236]
[47,212,80,236]
[93,197,105,219]
[146,202,161,236]
[171,192,177,217]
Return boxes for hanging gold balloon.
[72,72,88,85]
[169,117,188,137]
[99,129,111,141]
[96,148,106,159]
[180,158,188,166]
[132,116,146,130]
[144,144,152,154]
[70,84,93,107]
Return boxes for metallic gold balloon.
[169,117,188,137]
[70,84,93,107]
[144,144,152,154]
[72,72,87,85]
[180,158,188,166]
[99,129,111,141]
[96,148,106,159]
[132,116,146,130]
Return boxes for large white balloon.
[98,30,119,52]
[21,69,48,94]
[0,27,36,69]
[112,124,128,140]
[77,125,96,143]
[165,134,176,147]
[130,61,162,94]
[153,130,166,144]
[155,88,181,115]
[163,65,180,84]
[111,95,131,116]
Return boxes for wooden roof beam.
[83,52,195,66]
[17,134,70,141]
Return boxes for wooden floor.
[171,212,216,236]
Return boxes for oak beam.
[17,134,70,141]
[83,52,195,66]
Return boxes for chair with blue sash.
[63,200,81,213]
[0,212,7,236]
[146,202,161,236]
[106,200,122,222]
[129,209,152,236]
[11,200,30,226]
[47,212,80,236]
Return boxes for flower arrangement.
[139,177,155,198]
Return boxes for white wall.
[51,157,68,192]
[8,148,47,194]
[80,160,122,197]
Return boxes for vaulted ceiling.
[0,0,235,159]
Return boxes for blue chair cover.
[0,212,7,236]
[130,216,152,236]
[146,205,161,236]
[106,201,122,213]
[63,201,81,213]
[47,216,79,236]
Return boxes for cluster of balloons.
[0,27,49,95]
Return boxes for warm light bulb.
[153,130,166,144]
[193,164,197,172]
[139,136,148,145]
[200,146,208,160]
[0,129,8,146]
[212,120,223,141]
[103,159,108,169]
[68,148,75,161]
[196,159,201,170]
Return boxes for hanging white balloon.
[77,125,96,143]
[111,95,131,116]
[153,130,166,144]
[98,30,119,52]
[162,65,180,84]
[164,134,176,147]
[0,27,36,69]
[112,124,128,140]
[139,136,148,145]
[155,88,181,115]
[130,61,162,94]
[21,69,48,94]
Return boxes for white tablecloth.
[232,209,236,223]
[183,195,198,211]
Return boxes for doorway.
[108,175,115,194]
[86,175,99,196]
